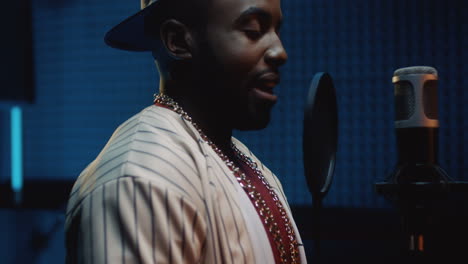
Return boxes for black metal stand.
[312,198,323,263]
[375,180,468,263]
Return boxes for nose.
[264,35,288,67]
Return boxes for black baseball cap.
[104,0,163,51]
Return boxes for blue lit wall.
[0,0,467,262]
[20,0,158,182]
[235,0,468,208]
[2,0,467,206]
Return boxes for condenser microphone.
[391,66,449,183]
[393,66,438,163]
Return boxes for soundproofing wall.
[1,0,466,209]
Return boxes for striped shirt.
[65,105,307,264]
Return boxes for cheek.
[209,34,262,77]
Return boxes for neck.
[158,81,235,158]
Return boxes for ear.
[160,19,194,60]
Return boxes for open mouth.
[255,72,280,94]
[251,73,280,102]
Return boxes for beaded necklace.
[154,93,300,264]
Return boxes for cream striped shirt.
[65,105,307,264]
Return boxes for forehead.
[206,0,282,23]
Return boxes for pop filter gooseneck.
[303,72,338,260]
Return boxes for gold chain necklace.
[154,93,300,264]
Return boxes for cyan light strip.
[11,106,23,192]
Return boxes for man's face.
[192,0,287,130]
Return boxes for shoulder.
[67,105,207,215]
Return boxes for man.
[65,0,307,263]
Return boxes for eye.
[239,19,264,40]
[243,29,262,40]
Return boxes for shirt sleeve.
[67,176,208,264]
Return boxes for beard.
[186,34,275,131]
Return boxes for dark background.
[0,0,467,263]
[0,0,34,102]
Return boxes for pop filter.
[303,72,338,203]
[303,72,338,261]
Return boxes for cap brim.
[104,1,161,51]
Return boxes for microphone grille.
[395,82,415,120]
[394,66,438,77]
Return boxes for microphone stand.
[375,165,468,263]
[312,196,323,263]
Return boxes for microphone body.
[391,66,447,184]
